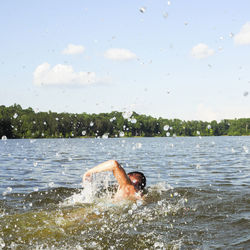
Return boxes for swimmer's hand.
[83,171,92,182]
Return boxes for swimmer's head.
[128,171,146,191]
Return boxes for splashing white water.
[61,174,114,207]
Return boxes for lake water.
[0,137,249,249]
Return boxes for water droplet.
[110,117,116,122]
[243,91,248,97]
[119,131,125,137]
[33,162,38,167]
[90,121,94,127]
[13,113,18,119]
[2,187,12,196]
[157,200,163,206]
[1,135,7,140]
[139,7,146,13]
[166,132,170,137]
[164,125,169,131]
[197,131,200,135]
[0,237,6,248]
[196,164,201,169]
[82,131,86,136]
[131,118,137,124]
[207,124,211,129]
[48,182,54,188]
[94,209,100,215]
[154,242,164,248]
[243,146,248,153]
[102,133,109,139]
[163,12,168,19]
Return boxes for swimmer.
[83,160,146,201]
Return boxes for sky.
[1,0,250,121]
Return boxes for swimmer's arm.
[83,160,131,187]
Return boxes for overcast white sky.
[1,0,250,121]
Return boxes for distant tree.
[1,104,250,139]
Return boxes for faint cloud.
[191,43,215,59]
[33,62,99,86]
[234,22,250,45]
[104,48,137,61]
[62,44,85,55]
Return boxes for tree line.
[1,104,250,139]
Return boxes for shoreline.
[2,134,250,140]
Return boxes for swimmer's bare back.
[83,160,143,201]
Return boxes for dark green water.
[0,137,249,249]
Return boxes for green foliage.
[0,104,250,139]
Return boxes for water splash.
[62,174,114,207]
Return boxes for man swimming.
[83,160,146,201]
